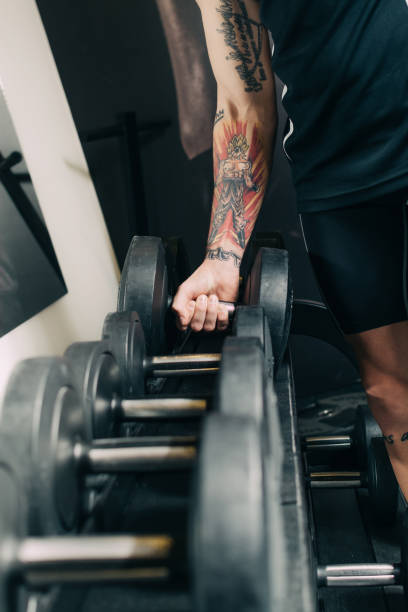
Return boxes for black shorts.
[299,189,408,335]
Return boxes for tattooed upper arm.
[198,0,275,110]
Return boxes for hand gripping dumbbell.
[304,406,399,524]
[117,236,292,372]
[65,320,272,440]
[0,406,271,612]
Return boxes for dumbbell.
[1,335,272,533]
[0,357,199,535]
[307,436,398,525]
[314,509,408,609]
[303,404,381,470]
[304,405,399,524]
[0,412,271,612]
[66,315,272,439]
[118,236,292,370]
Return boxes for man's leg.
[346,321,408,499]
[299,190,408,498]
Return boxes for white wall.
[0,0,120,397]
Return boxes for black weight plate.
[0,435,27,612]
[401,510,408,603]
[118,236,168,354]
[102,311,146,398]
[64,341,122,439]
[191,413,268,612]
[244,247,293,373]
[366,437,398,525]
[0,359,86,535]
[353,405,381,470]
[215,336,267,422]
[233,305,275,379]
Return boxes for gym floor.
[48,345,404,612]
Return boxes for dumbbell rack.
[302,393,406,612]
[32,330,221,612]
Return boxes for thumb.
[172,283,198,325]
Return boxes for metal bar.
[151,367,219,377]
[304,435,352,451]
[92,436,197,447]
[86,444,196,472]
[18,535,173,586]
[120,397,207,419]
[309,471,362,489]
[145,353,222,371]
[317,563,400,587]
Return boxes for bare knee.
[362,373,408,422]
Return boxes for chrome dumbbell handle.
[317,563,401,587]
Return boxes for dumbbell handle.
[12,534,176,586]
[116,397,207,419]
[143,353,221,377]
[309,471,363,488]
[317,563,401,587]
[304,435,353,451]
[75,436,197,473]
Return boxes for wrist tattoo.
[214,109,225,125]
[206,247,241,268]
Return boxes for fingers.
[216,305,229,332]
[173,286,231,333]
[203,295,218,332]
[190,295,208,332]
[192,294,229,333]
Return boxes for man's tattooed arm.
[216,0,267,92]
[196,0,276,268]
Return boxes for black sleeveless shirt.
[260,0,408,212]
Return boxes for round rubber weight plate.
[233,305,275,378]
[64,341,122,439]
[0,358,86,535]
[102,312,145,398]
[353,405,381,471]
[366,437,398,525]
[401,510,408,602]
[118,236,168,355]
[0,436,26,612]
[191,413,267,612]
[215,336,267,422]
[244,247,292,370]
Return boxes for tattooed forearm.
[207,119,266,251]
[216,0,267,92]
[206,247,242,267]
[214,109,225,125]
